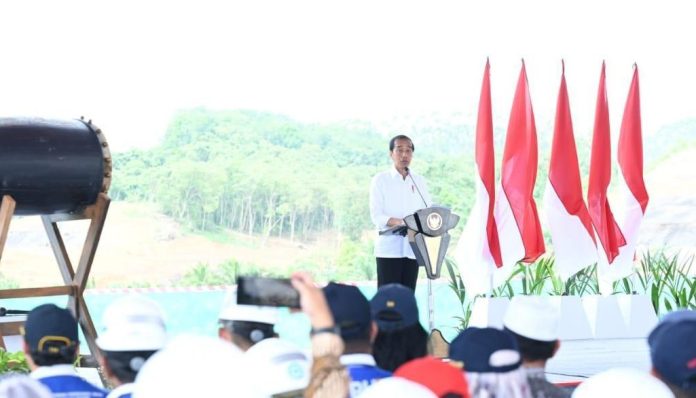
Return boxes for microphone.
[405,167,429,208]
[0,307,30,316]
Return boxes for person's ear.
[369,321,378,343]
[218,327,232,342]
[553,340,561,356]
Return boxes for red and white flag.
[493,61,545,286]
[454,60,503,296]
[587,62,626,293]
[543,62,598,280]
[607,65,649,283]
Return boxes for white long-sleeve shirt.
[369,167,432,259]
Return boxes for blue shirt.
[32,364,108,398]
[341,354,392,397]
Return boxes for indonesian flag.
[454,60,503,296]
[493,61,545,286]
[587,62,626,293]
[543,62,598,280]
[603,65,649,284]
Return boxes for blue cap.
[648,310,696,391]
[322,282,371,340]
[24,304,78,354]
[448,327,522,373]
[369,283,419,332]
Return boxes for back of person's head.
[572,367,674,398]
[0,375,52,398]
[323,282,373,351]
[134,334,253,397]
[97,295,168,384]
[23,304,78,366]
[648,310,696,397]
[218,289,279,350]
[449,327,530,398]
[502,296,561,363]
[370,284,427,371]
[395,356,471,398]
[244,337,310,396]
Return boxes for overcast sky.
[1,0,694,151]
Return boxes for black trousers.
[376,257,419,291]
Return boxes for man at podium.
[369,135,432,290]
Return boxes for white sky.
[1,0,694,151]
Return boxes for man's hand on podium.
[387,217,405,227]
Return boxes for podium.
[381,206,459,330]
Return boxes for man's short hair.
[389,135,414,152]
[219,320,276,344]
[102,350,157,383]
[504,327,556,362]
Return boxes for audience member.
[323,282,390,396]
[394,356,470,398]
[96,295,168,398]
[22,304,107,398]
[370,283,428,371]
[133,334,253,398]
[218,289,280,351]
[449,327,531,398]
[0,375,52,398]
[572,367,674,398]
[245,336,310,397]
[503,296,569,398]
[290,271,350,398]
[648,310,696,398]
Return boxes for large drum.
[0,117,111,215]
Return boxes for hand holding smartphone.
[236,276,301,308]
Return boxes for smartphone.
[236,276,300,308]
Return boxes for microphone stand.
[404,167,435,331]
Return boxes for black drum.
[0,117,111,215]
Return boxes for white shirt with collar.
[369,166,432,259]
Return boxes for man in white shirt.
[369,135,432,290]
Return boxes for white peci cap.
[503,296,560,342]
[218,289,279,324]
[97,294,167,352]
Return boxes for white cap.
[218,289,279,324]
[245,337,310,395]
[97,295,168,351]
[572,368,675,398]
[361,378,437,398]
[503,296,560,342]
[133,334,258,398]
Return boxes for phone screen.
[236,276,300,308]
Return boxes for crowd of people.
[0,272,694,398]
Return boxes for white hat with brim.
[245,337,310,395]
[133,334,258,398]
[503,296,560,342]
[572,368,675,398]
[97,294,168,351]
